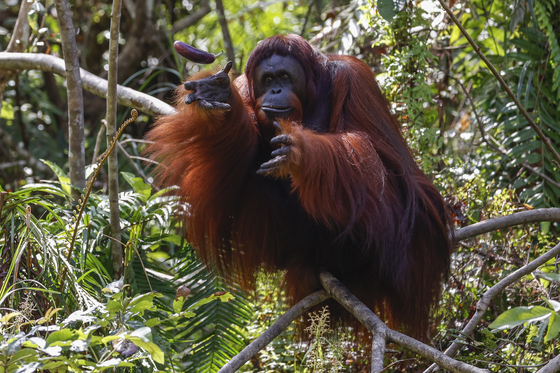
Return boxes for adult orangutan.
[146,34,453,339]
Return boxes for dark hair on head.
[245,34,328,106]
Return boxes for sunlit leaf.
[490,306,552,331]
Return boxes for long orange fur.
[146,35,453,340]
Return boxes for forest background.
[0,0,560,372]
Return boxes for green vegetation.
[1,0,559,371]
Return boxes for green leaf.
[540,272,560,283]
[41,160,71,197]
[489,306,552,331]
[378,0,405,21]
[122,172,152,198]
[129,300,156,315]
[145,318,160,328]
[127,337,164,364]
[0,101,14,120]
[46,329,77,346]
[13,362,41,373]
[173,297,185,314]
[10,348,38,362]
[106,299,124,313]
[545,312,560,342]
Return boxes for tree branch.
[425,240,560,372]
[437,0,560,166]
[537,354,560,373]
[0,53,175,116]
[319,272,489,373]
[215,0,236,65]
[454,208,560,242]
[217,290,331,373]
[170,0,211,35]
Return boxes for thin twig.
[300,0,314,36]
[119,138,154,145]
[116,141,158,190]
[92,121,106,164]
[0,0,31,110]
[437,0,560,166]
[217,290,331,373]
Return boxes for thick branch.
[218,290,331,373]
[537,354,560,373]
[319,272,489,373]
[0,53,175,116]
[53,0,86,198]
[437,0,560,166]
[426,241,560,372]
[454,208,560,241]
[170,0,211,35]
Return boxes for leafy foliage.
[2,0,560,371]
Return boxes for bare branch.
[218,290,331,373]
[437,0,560,166]
[170,0,211,35]
[537,354,560,373]
[0,161,26,170]
[455,208,560,242]
[215,0,236,65]
[425,241,560,372]
[117,141,155,188]
[0,53,175,116]
[319,272,489,373]
[92,122,106,164]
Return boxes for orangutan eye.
[265,77,272,85]
[281,74,289,81]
